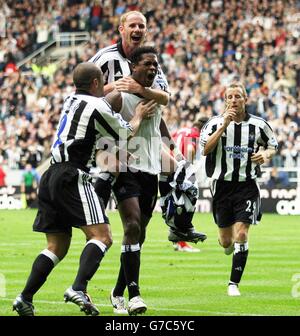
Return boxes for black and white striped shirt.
[51,91,133,168]
[200,113,278,182]
[89,41,169,92]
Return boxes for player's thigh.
[81,223,112,247]
[211,180,235,228]
[33,167,72,235]
[58,167,109,227]
[138,172,158,218]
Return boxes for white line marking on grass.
[2,298,264,316]
[0,243,34,246]
[0,239,190,247]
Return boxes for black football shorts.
[112,171,158,218]
[33,163,109,235]
[211,179,261,228]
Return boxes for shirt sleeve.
[262,122,278,151]
[94,98,133,142]
[152,64,170,93]
[199,119,217,152]
[88,54,110,85]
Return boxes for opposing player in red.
[171,117,208,252]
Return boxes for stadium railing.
[17,32,90,68]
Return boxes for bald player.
[13,62,157,316]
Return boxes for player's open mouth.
[147,73,156,80]
[131,36,142,42]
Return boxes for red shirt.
[172,127,200,158]
[0,167,6,187]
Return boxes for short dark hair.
[73,62,103,90]
[193,117,209,130]
[130,46,158,65]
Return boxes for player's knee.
[97,231,113,249]
[235,230,248,243]
[219,238,233,248]
[85,231,113,249]
[47,243,69,260]
[124,219,141,241]
[98,232,113,249]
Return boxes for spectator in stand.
[21,163,39,208]
[0,165,6,187]
[0,0,299,193]
[267,167,290,189]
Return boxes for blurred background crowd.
[0,0,299,182]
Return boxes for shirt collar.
[117,40,128,59]
[75,89,94,96]
[244,113,250,121]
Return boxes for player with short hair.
[90,11,205,313]
[200,82,277,296]
[103,46,164,315]
[12,62,156,316]
[89,11,169,99]
[90,10,204,245]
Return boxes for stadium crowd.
[0,0,300,175]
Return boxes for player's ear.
[118,25,124,34]
[130,63,136,72]
[93,78,98,87]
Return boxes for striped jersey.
[120,92,162,174]
[89,41,169,92]
[200,113,278,182]
[51,91,133,169]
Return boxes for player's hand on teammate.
[135,100,157,119]
[115,77,142,94]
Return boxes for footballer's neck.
[234,109,246,123]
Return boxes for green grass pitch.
[0,210,299,316]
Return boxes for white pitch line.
[1,297,264,316]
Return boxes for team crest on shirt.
[249,133,255,141]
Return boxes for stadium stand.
[0,0,299,194]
